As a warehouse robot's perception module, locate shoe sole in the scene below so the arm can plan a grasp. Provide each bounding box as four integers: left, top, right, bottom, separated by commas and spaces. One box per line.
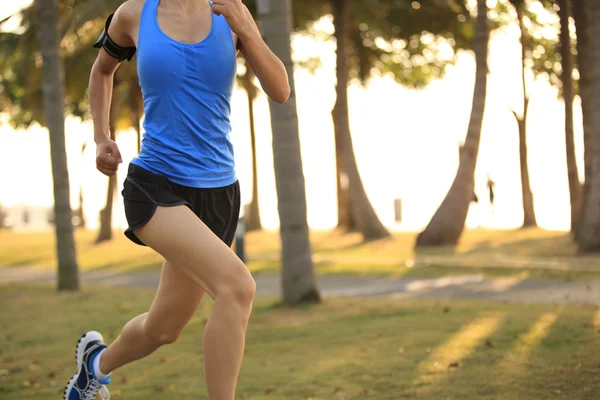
63, 331, 104, 400
76, 331, 104, 368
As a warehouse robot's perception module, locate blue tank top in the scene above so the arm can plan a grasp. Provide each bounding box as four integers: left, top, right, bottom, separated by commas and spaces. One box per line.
131, 0, 237, 188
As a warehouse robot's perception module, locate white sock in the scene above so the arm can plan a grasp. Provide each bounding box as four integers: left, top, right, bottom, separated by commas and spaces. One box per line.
93, 349, 110, 381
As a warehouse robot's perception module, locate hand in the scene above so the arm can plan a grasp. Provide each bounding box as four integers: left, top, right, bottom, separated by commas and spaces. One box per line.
212, 0, 251, 36
96, 137, 122, 176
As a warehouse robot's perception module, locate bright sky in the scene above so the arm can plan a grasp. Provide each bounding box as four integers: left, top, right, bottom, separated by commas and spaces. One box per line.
0, 1, 583, 232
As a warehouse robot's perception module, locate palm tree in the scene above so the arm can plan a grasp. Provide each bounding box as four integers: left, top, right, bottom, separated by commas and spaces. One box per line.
76, 142, 87, 229
1, 1, 139, 244
509, 0, 537, 228
239, 64, 262, 231
415, 0, 489, 247
96, 75, 121, 243
578, 0, 600, 252
572, 0, 592, 235
256, 0, 320, 304
557, 0, 581, 233
332, 0, 390, 240
34, 0, 80, 290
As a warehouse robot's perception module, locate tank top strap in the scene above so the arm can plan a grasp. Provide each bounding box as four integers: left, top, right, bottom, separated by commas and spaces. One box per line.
138, 0, 160, 49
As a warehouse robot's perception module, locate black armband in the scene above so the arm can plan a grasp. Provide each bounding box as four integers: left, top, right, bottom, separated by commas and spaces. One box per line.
93, 13, 136, 62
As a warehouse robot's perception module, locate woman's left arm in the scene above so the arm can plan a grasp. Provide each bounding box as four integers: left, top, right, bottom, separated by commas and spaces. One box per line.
213, 0, 290, 103
237, 6, 290, 103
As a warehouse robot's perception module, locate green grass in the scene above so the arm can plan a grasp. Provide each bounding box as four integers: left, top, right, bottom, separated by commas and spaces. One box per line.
2, 284, 600, 399
2, 228, 600, 280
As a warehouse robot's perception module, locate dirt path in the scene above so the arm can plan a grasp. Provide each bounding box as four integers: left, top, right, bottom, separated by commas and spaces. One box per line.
2, 266, 600, 305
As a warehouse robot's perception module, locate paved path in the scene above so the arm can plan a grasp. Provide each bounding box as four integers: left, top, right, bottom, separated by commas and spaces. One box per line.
2, 266, 600, 305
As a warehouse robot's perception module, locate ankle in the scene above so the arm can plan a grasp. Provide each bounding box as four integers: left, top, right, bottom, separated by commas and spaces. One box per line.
93, 349, 111, 381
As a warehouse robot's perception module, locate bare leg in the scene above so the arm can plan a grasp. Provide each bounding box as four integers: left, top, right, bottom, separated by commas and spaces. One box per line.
102, 205, 255, 400
99, 259, 205, 373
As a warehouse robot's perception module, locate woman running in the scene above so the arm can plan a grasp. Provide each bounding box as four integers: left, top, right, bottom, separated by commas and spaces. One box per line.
63, 0, 289, 399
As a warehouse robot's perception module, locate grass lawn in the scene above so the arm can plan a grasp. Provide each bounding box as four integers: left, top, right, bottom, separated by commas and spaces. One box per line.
2, 228, 600, 280
1, 284, 600, 399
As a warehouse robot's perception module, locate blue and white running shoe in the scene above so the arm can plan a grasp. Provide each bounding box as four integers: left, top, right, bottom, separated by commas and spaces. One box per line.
63, 331, 111, 400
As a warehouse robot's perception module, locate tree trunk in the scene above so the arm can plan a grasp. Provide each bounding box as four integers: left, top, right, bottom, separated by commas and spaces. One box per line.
129, 74, 143, 154
256, 0, 320, 304
95, 77, 120, 243
243, 67, 262, 231
558, 0, 582, 233
332, 0, 389, 240
516, 6, 537, 228
578, 0, 600, 252
572, 0, 593, 236
336, 142, 354, 231
134, 117, 142, 154
34, 0, 80, 290
415, 0, 489, 247
77, 143, 87, 229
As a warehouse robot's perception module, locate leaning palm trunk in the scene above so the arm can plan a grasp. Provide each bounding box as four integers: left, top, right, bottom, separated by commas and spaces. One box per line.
332, 0, 389, 240
558, 0, 581, 233
578, 0, 600, 252
34, 0, 79, 290
256, 0, 320, 304
415, 0, 489, 247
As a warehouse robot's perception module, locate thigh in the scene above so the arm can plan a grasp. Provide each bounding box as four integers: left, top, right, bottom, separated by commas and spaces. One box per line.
144, 259, 205, 334
134, 205, 252, 299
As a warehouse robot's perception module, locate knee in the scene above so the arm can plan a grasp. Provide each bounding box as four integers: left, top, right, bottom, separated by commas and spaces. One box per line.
143, 325, 182, 347
221, 275, 256, 309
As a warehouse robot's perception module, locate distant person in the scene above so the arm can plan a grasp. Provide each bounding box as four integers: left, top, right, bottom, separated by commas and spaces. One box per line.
487, 174, 496, 214
63, 1, 290, 399
22, 209, 30, 225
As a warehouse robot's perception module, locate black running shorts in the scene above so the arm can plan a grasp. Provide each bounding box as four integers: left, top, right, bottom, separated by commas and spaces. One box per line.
122, 163, 240, 247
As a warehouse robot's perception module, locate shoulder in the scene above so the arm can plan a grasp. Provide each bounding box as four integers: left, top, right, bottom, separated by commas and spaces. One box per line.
112, 0, 146, 29
106, 0, 147, 45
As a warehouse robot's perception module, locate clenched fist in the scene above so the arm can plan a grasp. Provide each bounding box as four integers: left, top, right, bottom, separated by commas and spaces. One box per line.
96, 137, 122, 176
212, 0, 251, 36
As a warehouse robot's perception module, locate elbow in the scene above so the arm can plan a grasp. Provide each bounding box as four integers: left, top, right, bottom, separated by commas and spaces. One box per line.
272, 84, 290, 104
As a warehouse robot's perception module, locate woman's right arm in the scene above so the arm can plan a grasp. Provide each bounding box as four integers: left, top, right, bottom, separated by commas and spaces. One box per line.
89, 5, 138, 175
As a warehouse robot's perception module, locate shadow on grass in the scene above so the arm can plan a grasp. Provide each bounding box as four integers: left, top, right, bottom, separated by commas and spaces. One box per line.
271, 306, 498, 399
511, 305, 599, 399
463, 230, 577, 258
